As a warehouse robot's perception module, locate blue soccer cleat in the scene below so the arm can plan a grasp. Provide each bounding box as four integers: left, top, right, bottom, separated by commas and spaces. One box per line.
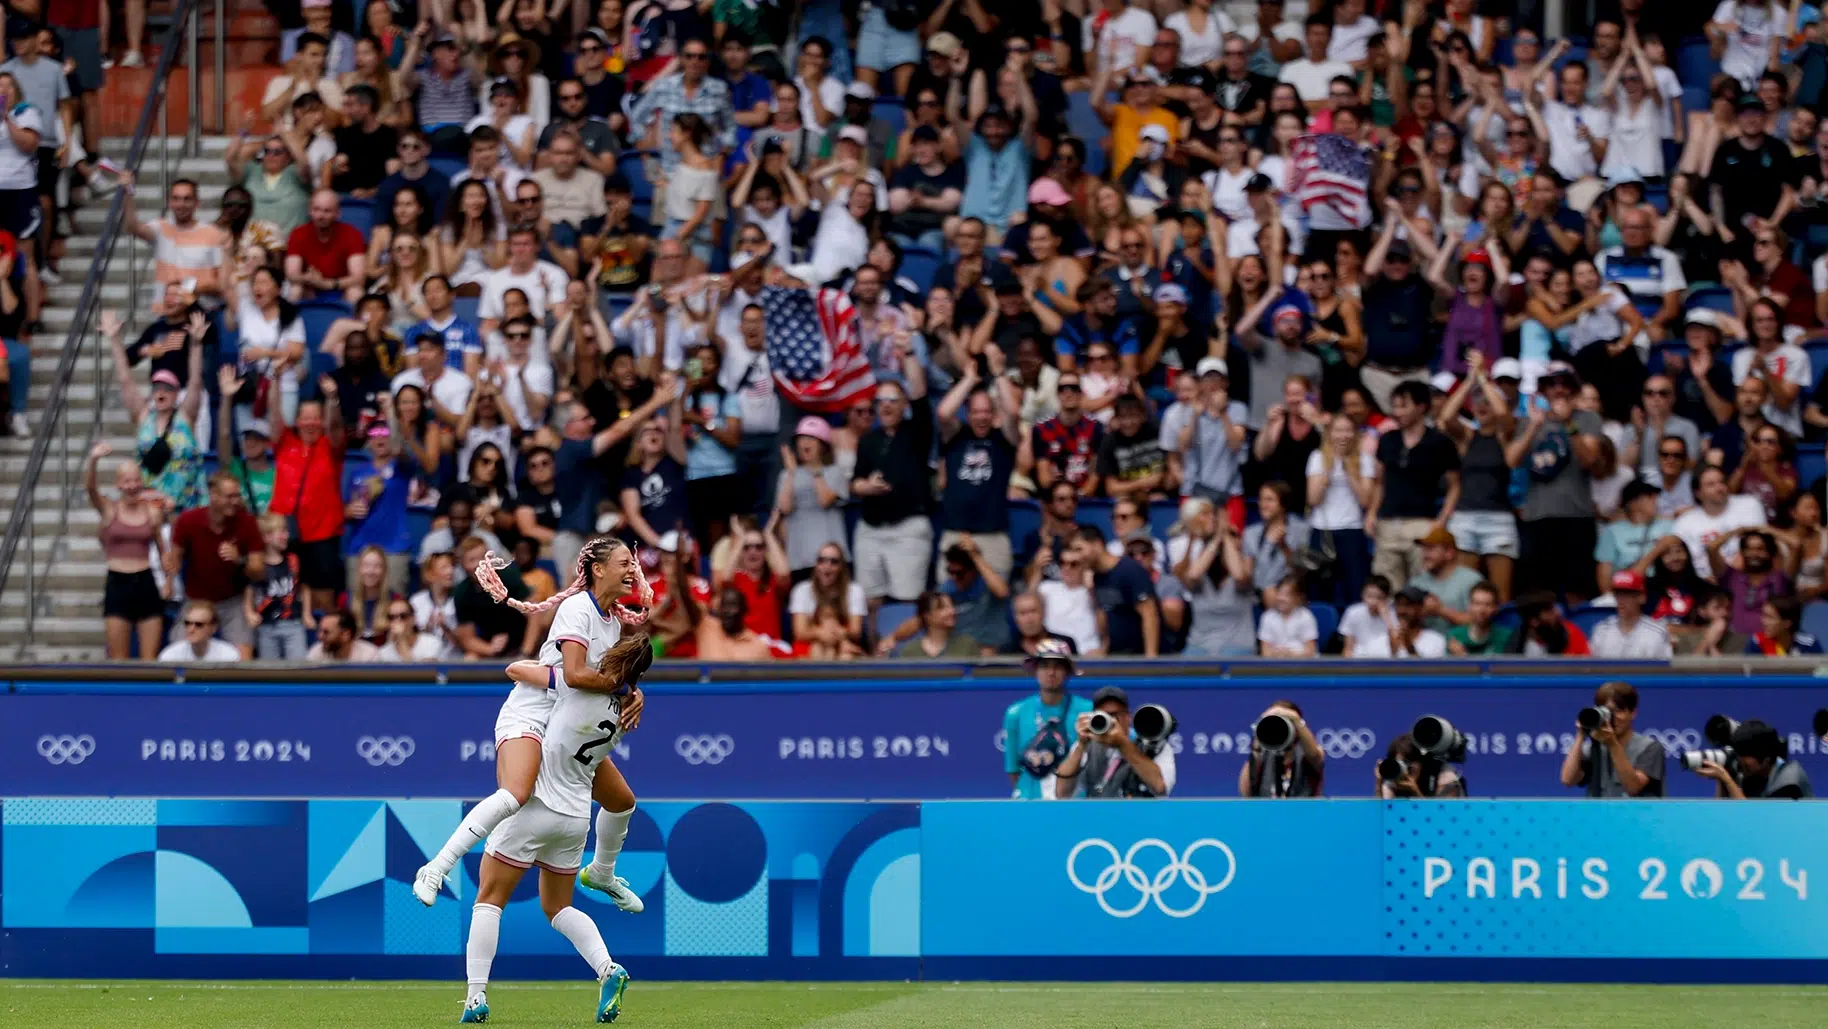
460, 992, 489, 1022
578, 867, 645, 913
597, 963, 630, 1023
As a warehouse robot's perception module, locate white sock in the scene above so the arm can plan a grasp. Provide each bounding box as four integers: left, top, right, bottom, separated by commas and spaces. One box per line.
466, 903, 502, 999
551, 906, 615, 979
585, 805, 634, 882
430, 790, 522, 876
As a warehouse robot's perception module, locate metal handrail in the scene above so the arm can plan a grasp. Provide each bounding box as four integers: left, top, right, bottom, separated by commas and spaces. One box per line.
0, 0, 206, 653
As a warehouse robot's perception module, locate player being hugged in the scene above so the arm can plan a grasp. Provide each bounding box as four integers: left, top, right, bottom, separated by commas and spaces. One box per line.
459, 632, 656, 1024
415, 535, 652, 916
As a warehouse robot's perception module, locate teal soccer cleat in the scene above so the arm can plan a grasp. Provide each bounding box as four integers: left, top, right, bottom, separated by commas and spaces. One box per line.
597, 963, 630, 1023
578, 867, 645, 913
459, 993, 488, 1023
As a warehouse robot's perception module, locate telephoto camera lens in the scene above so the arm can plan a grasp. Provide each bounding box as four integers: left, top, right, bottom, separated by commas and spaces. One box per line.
1679, 748, 1732, 772
1132, 704, 1175, 744
1704, 714, 1739, 748
1377, 757, 1408, 782
1412, 715, 1467, 759
1254, 713, 1297, 752
1087, 711, 1116, 737
1578, 706, 1611, 731
1816, 708, 1828, 740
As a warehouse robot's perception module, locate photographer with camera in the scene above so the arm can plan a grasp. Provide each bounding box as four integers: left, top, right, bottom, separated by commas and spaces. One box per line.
1238, 700, 1325, 797
1053, 686, 1177, 799
1376, 731, 1466, 798
1690, 719, 1815, 799
1559, 681, 1665, 797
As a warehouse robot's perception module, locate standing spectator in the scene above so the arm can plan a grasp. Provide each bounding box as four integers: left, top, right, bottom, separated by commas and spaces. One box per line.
1368, 380, 1461, 587
341, 422, 415, 594
247, 512, 310, 659
1248, 373, 1322, 513
263, 31, 346, 128
377, 596, 445, 661
227, 132, 314, 240
1305, 412, 1375, 610
105, 310, 207, 513
1437, 356, 1518, 600
165, 472, 266, 657
1176, 358, 1249, 503
1508, 363, 1604, 604
479, 227, 569, 334
628, 35, 735, 183
1168, 496, 1257, 657
619, 396, 692, 552
1541, 62, 1610, 188
1026, 370, 1104, 495
1002, 640, 1095, 799
954, 96, 1035, 241
2, 28, 70, 286
936, 360, 1020, 579
1242, 481, 1310, 595
776, 417, 850, 578
1708, 527, 1791, 636
157, 602, 243, 663
85, 441, 167, 660
306, 609, 383, 662
1097, 393, 1166, 501
407, 35, 480, 153
117, 173, 229, 310
1707, 94, 1796, 262
1359, 234, 1436, 412
714, 523, 790, 641
284, 190, 368, 303
328, 85, 397, 197
1589, 571, 1674, 658
1070, 524, 1159, 656
852, 350, 932, 617
269, 375, 347, 611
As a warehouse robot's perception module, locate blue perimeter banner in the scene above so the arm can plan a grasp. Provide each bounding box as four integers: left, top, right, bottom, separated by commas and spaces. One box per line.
5, 798, 1828, 982
6, 677, 1828, 799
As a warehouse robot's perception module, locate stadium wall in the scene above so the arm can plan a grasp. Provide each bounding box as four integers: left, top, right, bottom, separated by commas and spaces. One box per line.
7, 667, 1828, 799
3, 798, 1827, 983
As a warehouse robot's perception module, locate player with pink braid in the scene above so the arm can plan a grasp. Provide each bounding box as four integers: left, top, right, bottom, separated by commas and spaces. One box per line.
414, 536, 655, 914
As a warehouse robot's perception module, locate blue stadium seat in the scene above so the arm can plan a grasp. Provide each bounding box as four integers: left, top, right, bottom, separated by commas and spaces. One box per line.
1805, 338, 1828, 388
1493, 603, 1520, 632
873, 96, 907, 139
340, 197, 376, 238
1308, 602, 1339, 645
1803, 601, 1828, 644
1568, 604, 1612, 640
1644, 177, 1670, 215
1799, 443, 1826, 492
1066, 93, 1105, 176
618, 150, 656, 204
1676, 39, 1721, 89
1552, 43, 1588, 72
1685, 286, 1735, 315
1008, 499, 1040, 554
1630, 296, 1664, 321
874, 601, 915, 647
899, 245, 941, 294
1146, 499, 1179, 540
1075, 498, 1114, 539
427, 155, 466, 182
297, 298, 352, 346
451, 295, 481, 324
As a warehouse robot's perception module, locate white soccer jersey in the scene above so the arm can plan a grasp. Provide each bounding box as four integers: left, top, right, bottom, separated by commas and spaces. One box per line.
533, 683, 622, 818
538, 590, 625, 670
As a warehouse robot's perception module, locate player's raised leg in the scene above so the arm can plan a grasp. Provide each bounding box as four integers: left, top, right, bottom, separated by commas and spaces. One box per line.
462, 853, 531, 1022
416, 734, 542, 905
578, 758, 644, 913
540, 868, 628, 1023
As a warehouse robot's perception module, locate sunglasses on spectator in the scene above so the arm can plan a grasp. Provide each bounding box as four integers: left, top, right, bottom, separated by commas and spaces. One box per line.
682, 50, 709, 60
388, 610, 412, 621
1756, 434, 1782, 445
1659, 450, 1686, 460
184, 618, 214, 628
1643, 387, 1672, 397
560, 91, 585, 101
578, 42, 602, 52
262, 146, 287, 156
506, 330, 533, 340
1057, 382, 1083, 393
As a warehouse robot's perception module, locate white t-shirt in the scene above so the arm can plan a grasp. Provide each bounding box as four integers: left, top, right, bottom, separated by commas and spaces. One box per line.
376, 634, 448, 662
1354, 627, 1448, 658
1731, 343, 1813, 435
237, 298, 308, 392
479, 261, 570, 321
538, 588, 626, 669
490, 358, 555, 432
391, 366, 474, 418
1603, 93, 1666, 178
1088, 8, 1159, 74
1036, 579, 1103, 655
1257, 607, 1318, 654
1337, 600, 1394, 653
788, 580, 868, 619
1672, 495, 1767, 576
1588, 616, 1674, 659
1278, 58, 1354, 103
1714, 2, 1785, 88
0, 103, 43, 189
464, 113, 538, 172
1201, 166, 1254, 222
1236, 22, 1303, 47
1652, 66, 1683, 138
1304, 450, 1377, 531
1327, 16, 1383, 64
795, 74, 846, 130
1541, 100, 1611, 182
1162, 9, 1235, 68
159, 638, 242, 662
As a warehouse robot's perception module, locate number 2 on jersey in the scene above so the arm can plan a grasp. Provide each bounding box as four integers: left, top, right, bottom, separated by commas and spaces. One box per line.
573, 719, 619, 765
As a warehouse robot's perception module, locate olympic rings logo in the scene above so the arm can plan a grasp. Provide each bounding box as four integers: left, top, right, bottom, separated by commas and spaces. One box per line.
1641, 728, 1702, 754
675, 734, 736, 765
1316, 728, 1377, 759
356, 736, 416, 766
1066, 838, 1237, 918
38, 734, 96, 765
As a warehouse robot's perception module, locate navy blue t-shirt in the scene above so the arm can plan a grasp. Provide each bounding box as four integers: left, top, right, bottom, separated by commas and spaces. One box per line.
554, 437, 600, 536
1094, 556, 1157, 655
941, 426, 1015, 534
620, 456, 690, 539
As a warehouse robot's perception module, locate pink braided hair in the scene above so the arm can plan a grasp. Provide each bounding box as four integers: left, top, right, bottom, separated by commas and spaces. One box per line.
472, 536, 653, 626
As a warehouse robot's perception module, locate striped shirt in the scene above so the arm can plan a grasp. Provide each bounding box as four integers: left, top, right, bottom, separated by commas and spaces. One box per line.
416, 68, 477, 129
151, 218, 228, 299
627, 72, 736, 173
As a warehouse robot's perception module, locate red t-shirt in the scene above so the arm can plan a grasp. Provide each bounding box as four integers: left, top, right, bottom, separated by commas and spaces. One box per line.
649, 571, 712, 658
286, 222, 366, 281
172, 507, 266, 602
269, 430, 346, 543
45, 0, 103, 31
1762, 261, 1815, 327
730, 568, 787, 640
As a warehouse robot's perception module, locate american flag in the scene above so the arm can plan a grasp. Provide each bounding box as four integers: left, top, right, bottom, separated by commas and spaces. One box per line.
1289, 133, 1371, 225
760, 284, 876, 413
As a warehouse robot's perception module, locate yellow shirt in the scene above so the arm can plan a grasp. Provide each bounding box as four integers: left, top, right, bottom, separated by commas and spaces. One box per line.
1109, 104, 1181, 178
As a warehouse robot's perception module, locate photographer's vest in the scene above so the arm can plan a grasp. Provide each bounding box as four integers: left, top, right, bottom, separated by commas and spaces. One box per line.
1757, 759, 1816, 798
1078, 739, 1159, 799
1247, 752, 1321, 798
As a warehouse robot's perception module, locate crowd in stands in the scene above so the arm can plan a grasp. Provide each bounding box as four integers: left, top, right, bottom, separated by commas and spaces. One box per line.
70, 0, 1828, 663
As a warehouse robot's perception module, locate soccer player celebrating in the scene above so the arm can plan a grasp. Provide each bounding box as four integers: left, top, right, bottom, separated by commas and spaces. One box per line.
414, 535, 651, 916
460, 633, 657, 1023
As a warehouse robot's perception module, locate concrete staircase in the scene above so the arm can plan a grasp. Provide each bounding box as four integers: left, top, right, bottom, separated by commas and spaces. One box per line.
0, 135, 236, 661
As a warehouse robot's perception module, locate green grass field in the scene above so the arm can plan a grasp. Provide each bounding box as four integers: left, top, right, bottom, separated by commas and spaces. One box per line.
3, 981, 1827, 1028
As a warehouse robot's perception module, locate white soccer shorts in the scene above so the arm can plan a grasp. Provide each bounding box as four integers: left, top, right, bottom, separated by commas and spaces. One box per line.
483, 796, 589, 875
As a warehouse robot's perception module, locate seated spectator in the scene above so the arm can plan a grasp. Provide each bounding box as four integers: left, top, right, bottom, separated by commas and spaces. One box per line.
1168, 496, 1257, 658
938, 537, 1012, 653
693, 584, 777, 661
1446, 580, 1513, 656
1709, 375, 1770, 474
341, 545, 400, 643
419, 495, 507, 567
1407, 526, 1484, 633
1708, 527, 1791, 637
1729, 297, 1811, 437
158, 601, 243, 663
265, 29, 347, 127
1728, 423, 1797, 521
307, 608, 384, 662
452, 536, 534, 658
1511, 590, 1591, 655
1354, 585, 1448, 658
438, 179, 508, 288
375, 129, 452, 226
789, 542, 866, 651
285, 190, 368, 303
532, 128, 607, 231
1589, 570, 1674, 658
328, 84, 398, 197
227, 132, 313, 240
378, 595, 446, 661
467, 78, 538, 174
1337, 574, 1394, 657
392, 333, 474, 430
1673, 464, 1766, 578
480, 226, 570, 335
1107, 498, 1166, 576
409, 550, 458, 650
541, 79, 619, 173
1257, 574, 1319, 657
1748, 596, 1826, 655
1242, 481, 1311, 595
890, 589, 982, 658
